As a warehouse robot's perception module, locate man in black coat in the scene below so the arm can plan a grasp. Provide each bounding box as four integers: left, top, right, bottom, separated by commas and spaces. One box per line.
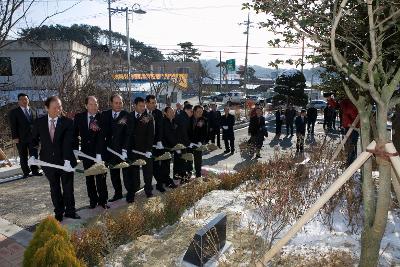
145, 95, 166, 193
30, 96, 80, 222
275, 108, 283, 136
295, 110, 307, 153
161, 107, 178, 188
220, 106, 235, 154
285, 106, 296, 136
8, 93, 42, 178
208, 104, 222, 148
98, 94, 130, 202
306, 105, 318, 135
189, 105, 208, 178
73, 96, 109, 209
174, 104, 193, 182
125, 97, 155, 199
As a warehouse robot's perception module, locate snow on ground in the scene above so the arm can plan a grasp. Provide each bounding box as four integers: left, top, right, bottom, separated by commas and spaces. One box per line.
110, 182, 400, 266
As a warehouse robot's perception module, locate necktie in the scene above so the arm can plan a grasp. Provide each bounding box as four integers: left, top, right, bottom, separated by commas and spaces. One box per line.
136, 113, 140, 119
24, 108, 31, 121
49, 119, 56, 142
89, 115, 95, 129
113, 112, 117, 119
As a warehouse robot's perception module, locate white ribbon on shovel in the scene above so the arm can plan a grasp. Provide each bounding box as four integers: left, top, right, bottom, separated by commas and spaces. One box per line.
73, 150, 103, 163
28, 158, 75, 172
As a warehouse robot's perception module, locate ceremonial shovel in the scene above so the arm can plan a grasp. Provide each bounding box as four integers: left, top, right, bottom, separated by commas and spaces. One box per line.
28, 158, 84, 173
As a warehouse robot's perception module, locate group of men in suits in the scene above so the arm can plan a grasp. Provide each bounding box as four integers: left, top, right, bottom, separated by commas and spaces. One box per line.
8, 93, 237, 221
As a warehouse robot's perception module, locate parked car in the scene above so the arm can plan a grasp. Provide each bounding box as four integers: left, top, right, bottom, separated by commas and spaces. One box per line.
247, 94, 265, 105
212, 93, 226, 102
223, 92, 246, 105
307, 99, 327, 109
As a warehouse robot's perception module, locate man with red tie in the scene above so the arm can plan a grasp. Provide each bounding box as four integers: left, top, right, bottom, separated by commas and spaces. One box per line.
31, 96, 80, 222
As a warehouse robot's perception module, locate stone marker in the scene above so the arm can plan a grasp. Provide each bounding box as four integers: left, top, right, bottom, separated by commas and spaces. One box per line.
183, 213, 227, 267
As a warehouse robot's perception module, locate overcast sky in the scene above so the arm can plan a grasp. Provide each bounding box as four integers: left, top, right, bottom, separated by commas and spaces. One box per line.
16, 0, 313, 69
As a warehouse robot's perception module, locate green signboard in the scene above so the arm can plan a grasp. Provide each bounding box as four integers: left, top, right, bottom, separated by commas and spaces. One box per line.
226, 59, 236, 72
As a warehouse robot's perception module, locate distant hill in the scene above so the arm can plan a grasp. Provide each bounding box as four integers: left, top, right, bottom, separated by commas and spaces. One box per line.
200, 59, 322, 84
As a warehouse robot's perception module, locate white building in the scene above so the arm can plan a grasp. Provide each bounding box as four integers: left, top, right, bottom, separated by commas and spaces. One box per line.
0, 40, 91, 91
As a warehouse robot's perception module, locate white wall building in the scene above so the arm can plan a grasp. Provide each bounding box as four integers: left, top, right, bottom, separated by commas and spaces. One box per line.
0, 40, 91, 91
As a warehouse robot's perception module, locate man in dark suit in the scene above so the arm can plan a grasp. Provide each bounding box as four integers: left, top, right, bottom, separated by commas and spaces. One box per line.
8, 93, 42, 178
161, 107, 178, 188
98, 94, 130, 202
125, 97, 155, 199
145, 95, 166, 193
189, 105, 208, 178
174, 104, 193, 183
275, 108, 283, 136
307, 105, 318, 135
220, 106, 235, 154
30, 96, 80, 222
208, 104, 222, 148
295, 110, 307, 153
285, 106, 296, 136
73, 96, 109, 209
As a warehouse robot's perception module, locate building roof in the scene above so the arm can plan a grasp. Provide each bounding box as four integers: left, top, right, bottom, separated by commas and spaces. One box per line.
0, 40, 91, 55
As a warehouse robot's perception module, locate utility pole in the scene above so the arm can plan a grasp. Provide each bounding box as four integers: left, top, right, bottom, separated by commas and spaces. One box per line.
243, 13, 250, 98
219, 50, 222, 92
108, 0, 112, 58
301, 35, 305, 73
110, 4, 146, 111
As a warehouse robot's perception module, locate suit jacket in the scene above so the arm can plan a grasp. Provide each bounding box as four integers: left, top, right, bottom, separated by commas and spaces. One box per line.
285, 109, 296, 123
249, 116, 266, 136
147, 108, 163, 144
9, 106, 37, 143
220, 113, 235, 139
162, 117, 178, 148
189, 116, 208, 144
98, 109, 130, 162
125, 112, 154, 156
175, 111, 191, 146
208, 110, 221, 132
307, 107, 318, 121
31, 116, 77, 173
73, 111, 102, 157
295, 116, 307, 134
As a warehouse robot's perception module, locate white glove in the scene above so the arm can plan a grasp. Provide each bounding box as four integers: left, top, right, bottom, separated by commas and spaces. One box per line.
121, 150, 127, 161
156, 141, 164, 150
198, 142, 202, 146
145, 151, 152, 158
95, 154, 103, 163
63, 160, 74, 172
222, 126, 228, 130
189, 143, 196, 148
176, 149, 182, 154
28, 156, 36, 166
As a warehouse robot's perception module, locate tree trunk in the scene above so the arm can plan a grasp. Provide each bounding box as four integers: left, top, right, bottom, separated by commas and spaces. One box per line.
360, 105, 392, 267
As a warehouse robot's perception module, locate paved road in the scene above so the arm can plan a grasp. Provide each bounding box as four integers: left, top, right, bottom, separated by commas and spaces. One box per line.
0, 119, 335, 230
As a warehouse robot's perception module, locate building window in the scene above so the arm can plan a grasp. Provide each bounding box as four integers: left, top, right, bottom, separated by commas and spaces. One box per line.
30, 57, 52, 76
76, 59, 82, 75
176, 67, 190, 74
0, 57, 12, 76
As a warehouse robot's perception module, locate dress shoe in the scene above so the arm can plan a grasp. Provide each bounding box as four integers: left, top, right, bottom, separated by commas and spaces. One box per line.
218, 146, 222, 149
108, 195, 123, 202
22, 174, 30, 179
31, 172, 43, 176
64, 213, 81, 219
126, 198, 134, 204
100, 204, 110, 209
156, 184, 166, 193
89, 204, 97, 209
223, 150, 230, 154
55, 214, 63, 222
145, 192, 154, 198
230, 150, 235, 155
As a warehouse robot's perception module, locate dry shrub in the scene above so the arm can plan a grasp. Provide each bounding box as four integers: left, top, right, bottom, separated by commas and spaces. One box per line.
238, 138, 257, 159
272, 248, 355, 267
71, 227, 108, 267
